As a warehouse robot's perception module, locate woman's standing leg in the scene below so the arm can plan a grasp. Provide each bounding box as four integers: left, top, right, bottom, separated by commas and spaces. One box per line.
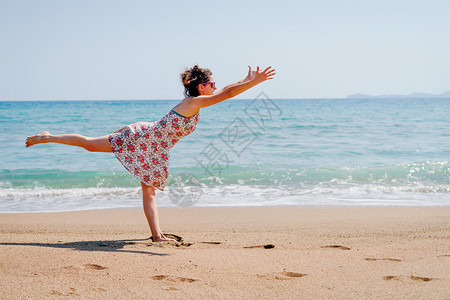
27, 132, 174, 241
141, 182, 175, 242
26, 131, 112, 152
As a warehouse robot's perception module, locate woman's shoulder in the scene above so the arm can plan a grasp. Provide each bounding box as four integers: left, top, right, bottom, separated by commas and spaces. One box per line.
172, 97, 201, 118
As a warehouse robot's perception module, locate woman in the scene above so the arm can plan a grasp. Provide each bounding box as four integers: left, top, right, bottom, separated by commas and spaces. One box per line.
26, 65, 275, 242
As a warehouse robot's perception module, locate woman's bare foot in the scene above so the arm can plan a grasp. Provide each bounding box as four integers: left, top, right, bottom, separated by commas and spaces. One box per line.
152, 234, 176, 242
26, 131, 51, 147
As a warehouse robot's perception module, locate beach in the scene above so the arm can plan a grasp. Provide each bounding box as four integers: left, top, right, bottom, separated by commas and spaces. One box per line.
1, 206, 449, 299
2, 0, 450, 298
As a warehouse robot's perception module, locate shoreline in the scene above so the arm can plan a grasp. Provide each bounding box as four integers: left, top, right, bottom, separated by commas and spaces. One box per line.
2, 203, 450, 214
1, 206, 449, 298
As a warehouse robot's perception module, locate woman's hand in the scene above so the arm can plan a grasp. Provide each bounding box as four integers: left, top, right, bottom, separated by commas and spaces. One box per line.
253, 66, 276, 83
245, 66, 275, 83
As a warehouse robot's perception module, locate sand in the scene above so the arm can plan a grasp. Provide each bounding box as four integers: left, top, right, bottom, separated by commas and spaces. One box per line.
0, 206, 449, 299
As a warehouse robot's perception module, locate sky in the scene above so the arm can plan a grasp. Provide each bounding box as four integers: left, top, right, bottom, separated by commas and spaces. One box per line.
0, 0, 449, 101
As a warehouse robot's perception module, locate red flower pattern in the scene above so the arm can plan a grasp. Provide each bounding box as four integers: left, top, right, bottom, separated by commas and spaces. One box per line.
108, 111, 199, 191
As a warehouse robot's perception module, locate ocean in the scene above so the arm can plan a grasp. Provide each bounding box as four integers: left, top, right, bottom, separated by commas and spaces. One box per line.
1, 97, 449, 212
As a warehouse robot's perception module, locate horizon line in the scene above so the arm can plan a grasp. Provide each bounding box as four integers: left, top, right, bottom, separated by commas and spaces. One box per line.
2, 96, 450, 102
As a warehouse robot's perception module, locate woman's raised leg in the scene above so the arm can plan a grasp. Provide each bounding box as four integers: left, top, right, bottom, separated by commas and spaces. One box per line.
26, 131, 112, 152
141, 182, 176, 242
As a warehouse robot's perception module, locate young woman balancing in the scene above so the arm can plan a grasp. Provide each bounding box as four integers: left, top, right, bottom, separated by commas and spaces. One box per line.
26, 65, 276, 242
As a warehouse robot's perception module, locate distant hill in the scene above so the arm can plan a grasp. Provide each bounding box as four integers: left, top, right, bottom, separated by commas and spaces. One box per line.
347, 91, 450, 99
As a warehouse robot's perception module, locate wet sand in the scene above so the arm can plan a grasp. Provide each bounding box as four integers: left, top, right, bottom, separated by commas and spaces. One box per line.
0, 206, 449, 299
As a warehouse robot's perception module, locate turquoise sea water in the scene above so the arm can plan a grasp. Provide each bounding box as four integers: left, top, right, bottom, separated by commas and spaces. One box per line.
1, 98, 449, 212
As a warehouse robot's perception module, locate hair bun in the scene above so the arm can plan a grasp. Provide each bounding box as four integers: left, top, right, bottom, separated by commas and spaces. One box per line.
180, 65, 212, 97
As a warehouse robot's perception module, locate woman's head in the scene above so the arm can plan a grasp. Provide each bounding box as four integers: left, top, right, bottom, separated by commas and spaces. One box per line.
180, 65, 215, 97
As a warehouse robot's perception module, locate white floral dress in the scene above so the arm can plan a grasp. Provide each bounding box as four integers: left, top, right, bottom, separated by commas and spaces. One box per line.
109, 110, 200, 190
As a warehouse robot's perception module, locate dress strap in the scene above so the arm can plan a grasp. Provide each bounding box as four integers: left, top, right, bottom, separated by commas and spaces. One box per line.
171, 109, 199, 119
171, 110, 188, 118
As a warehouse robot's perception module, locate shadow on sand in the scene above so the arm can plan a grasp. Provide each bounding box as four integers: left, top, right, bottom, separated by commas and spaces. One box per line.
0, 237, 168, 256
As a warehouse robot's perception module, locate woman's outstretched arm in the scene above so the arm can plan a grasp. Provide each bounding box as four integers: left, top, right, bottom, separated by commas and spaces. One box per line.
194, 66, 275, 108
174, 66, 275, 116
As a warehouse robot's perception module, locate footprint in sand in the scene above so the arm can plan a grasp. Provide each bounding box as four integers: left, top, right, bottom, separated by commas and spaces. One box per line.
244, 244, 275, 249
383, 275, 436, 282
259, 271, 308, 280
281, 271, 308, 278
85, 263, 107, 270
365, 258, 402, 262
152, 275, 198, 283
321, 245, 351, 250
50, 288, 79, 296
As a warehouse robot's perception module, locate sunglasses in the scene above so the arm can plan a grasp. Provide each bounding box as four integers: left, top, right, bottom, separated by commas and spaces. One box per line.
196, 82, 216, 89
